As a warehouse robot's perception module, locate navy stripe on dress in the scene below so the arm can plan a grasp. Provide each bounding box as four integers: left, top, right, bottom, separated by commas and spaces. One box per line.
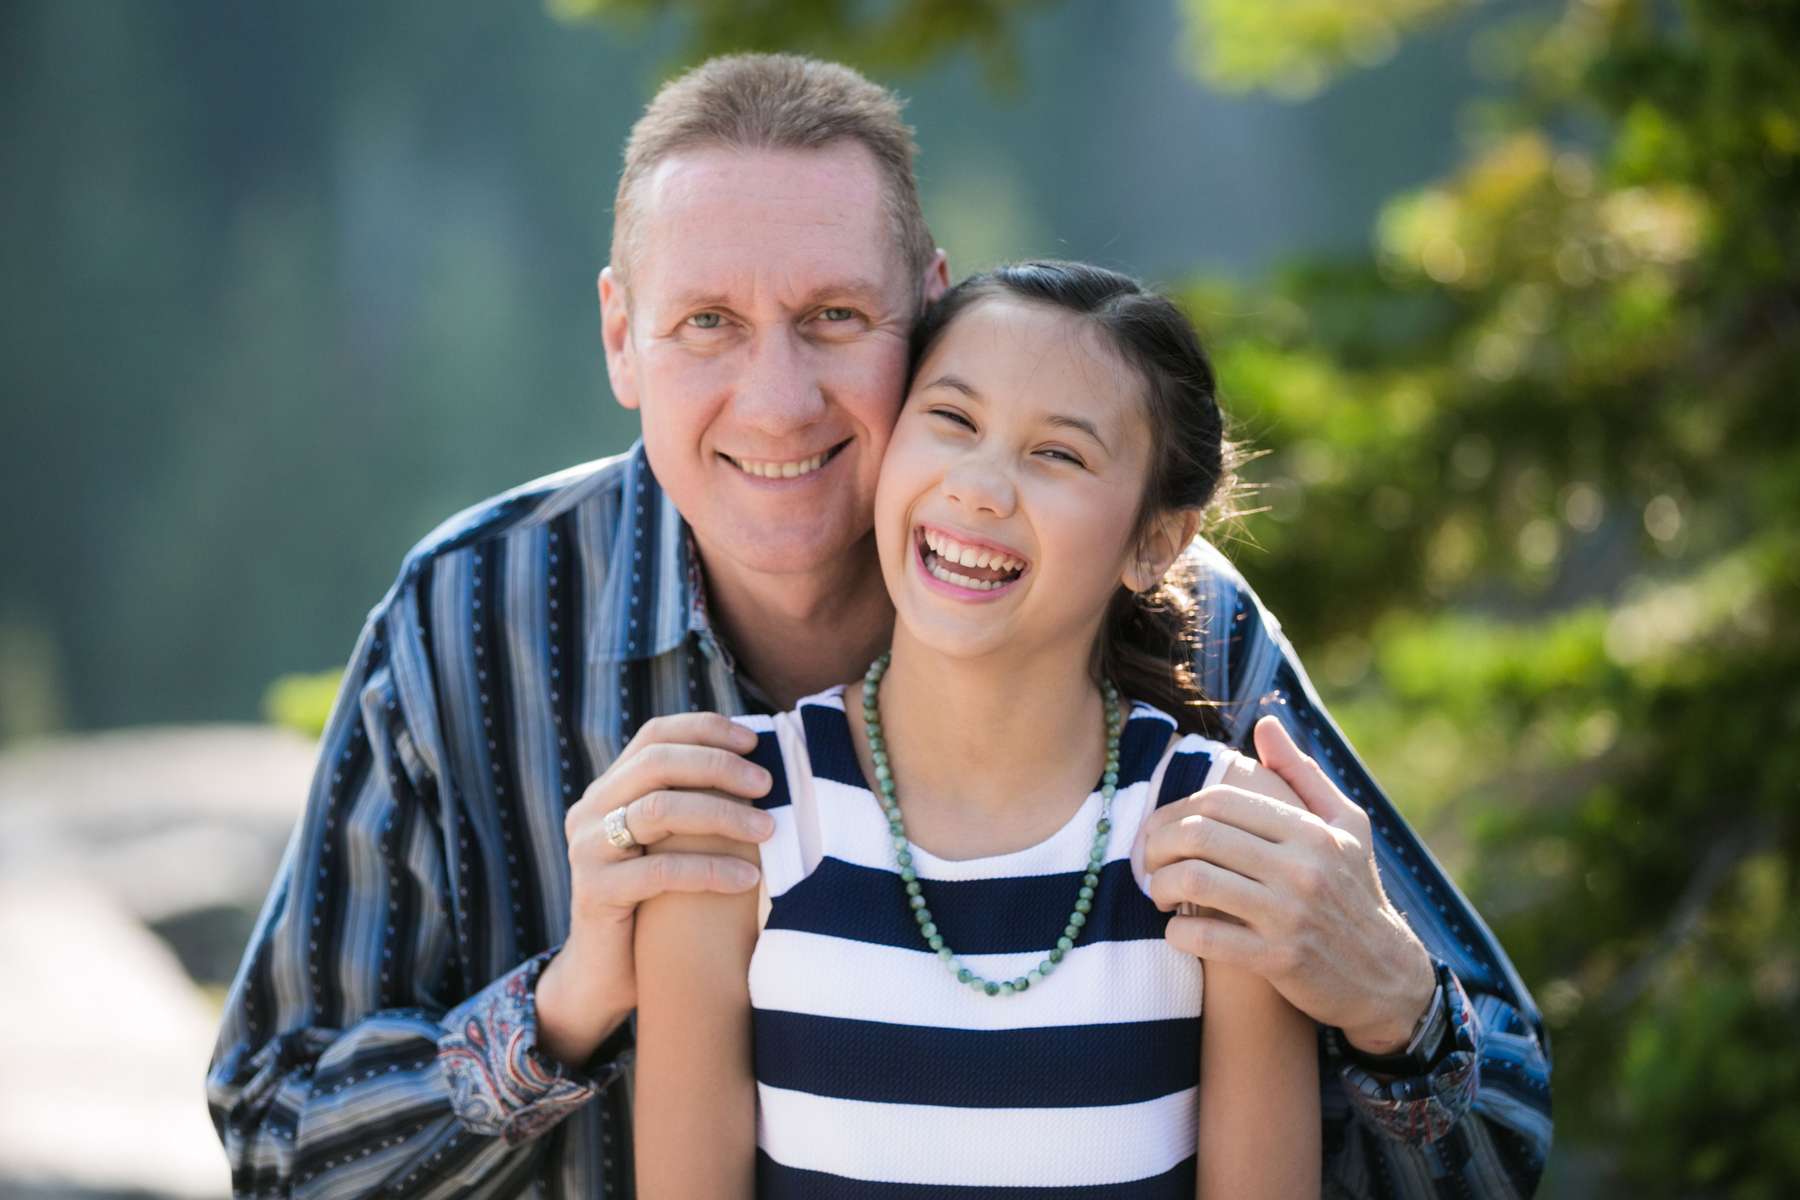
754, 1009, 1200, 1108
763, 856, 1171, 951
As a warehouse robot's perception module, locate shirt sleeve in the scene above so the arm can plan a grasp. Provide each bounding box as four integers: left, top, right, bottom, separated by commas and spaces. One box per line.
1185, 539, 1554, 1198
205, 582, 627, 1198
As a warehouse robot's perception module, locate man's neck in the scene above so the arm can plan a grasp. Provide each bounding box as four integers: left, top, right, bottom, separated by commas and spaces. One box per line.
693, 533, 895, 710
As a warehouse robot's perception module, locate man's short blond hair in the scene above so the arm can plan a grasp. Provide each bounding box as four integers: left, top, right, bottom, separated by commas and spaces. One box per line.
611, 53, 936, 294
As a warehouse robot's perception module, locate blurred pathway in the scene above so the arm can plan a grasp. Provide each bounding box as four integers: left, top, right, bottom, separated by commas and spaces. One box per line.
0, 726, 314, 1199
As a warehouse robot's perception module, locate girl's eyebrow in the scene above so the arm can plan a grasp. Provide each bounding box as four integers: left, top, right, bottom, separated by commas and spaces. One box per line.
922, 372, 1115, 454
920, 372, 978, 397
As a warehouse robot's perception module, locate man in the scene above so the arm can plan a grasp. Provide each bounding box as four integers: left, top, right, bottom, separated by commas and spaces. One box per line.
209, 54, 1551, 1198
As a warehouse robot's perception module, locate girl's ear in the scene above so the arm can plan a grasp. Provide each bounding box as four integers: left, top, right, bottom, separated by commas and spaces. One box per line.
1122, 508, 1204, 592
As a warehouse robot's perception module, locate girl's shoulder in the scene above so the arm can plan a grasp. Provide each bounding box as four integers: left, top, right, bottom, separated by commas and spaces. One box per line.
1119, 697, 1242, 811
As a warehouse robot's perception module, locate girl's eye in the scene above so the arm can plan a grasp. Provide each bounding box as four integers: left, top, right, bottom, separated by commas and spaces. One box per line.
688, 312, 723, 329
930, 409, 975, 430
1038, 448, 1086, 467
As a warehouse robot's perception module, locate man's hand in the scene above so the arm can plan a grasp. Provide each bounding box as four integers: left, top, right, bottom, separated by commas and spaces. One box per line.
535, 713, 774, 1068
1144, 716, 1436, 1056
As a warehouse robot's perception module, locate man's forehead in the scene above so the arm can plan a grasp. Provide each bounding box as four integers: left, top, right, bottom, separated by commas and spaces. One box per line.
629, 144, 909, 303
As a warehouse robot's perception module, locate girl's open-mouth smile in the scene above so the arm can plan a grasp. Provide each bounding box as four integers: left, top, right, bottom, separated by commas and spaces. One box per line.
913, 524, 1030, 601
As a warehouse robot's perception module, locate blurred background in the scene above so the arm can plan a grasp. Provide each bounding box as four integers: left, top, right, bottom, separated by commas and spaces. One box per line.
1, 0, 1795, 1196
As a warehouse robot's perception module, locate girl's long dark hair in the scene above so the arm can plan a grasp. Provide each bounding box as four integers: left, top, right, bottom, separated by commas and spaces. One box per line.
908, 261, 1240, 737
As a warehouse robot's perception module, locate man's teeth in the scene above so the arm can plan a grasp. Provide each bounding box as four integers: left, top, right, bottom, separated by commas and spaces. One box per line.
921, 528, 1025, 572
731, 451, 829, 479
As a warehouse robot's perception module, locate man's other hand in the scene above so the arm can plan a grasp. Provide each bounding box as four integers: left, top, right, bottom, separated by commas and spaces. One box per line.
1143, 717, 1436, 1056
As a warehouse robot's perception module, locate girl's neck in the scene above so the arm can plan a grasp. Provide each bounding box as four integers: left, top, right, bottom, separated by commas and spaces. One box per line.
867, 626, 1107, 825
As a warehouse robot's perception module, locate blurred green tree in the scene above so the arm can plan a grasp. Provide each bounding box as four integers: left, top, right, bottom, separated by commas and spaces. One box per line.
1177, 1, 1799, 1192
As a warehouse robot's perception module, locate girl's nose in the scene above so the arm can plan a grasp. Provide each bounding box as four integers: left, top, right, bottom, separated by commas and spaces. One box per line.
943, 455, 1016, 518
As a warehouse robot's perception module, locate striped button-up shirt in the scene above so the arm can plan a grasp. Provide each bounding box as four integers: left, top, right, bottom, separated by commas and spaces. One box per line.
207, 441, 1552, 1198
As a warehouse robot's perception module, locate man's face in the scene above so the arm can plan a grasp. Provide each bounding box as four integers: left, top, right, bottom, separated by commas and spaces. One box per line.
600, 142, 942, 581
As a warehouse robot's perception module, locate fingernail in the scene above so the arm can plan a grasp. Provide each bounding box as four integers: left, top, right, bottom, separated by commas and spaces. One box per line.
749, 812, 775, 838
728, 863, 760, 889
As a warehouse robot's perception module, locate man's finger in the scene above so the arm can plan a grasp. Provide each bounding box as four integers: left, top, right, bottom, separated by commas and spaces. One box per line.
1147, 858, 1269, 922
1193, 784, 1319, 843
585, 850, 761, 907
1252, 715, 1356, 825
622, 711, 760, 758
616, 789, 775, 848
1142, 811, 1283, 879
610, 741, 772, 805
1163, 913, 1265, 966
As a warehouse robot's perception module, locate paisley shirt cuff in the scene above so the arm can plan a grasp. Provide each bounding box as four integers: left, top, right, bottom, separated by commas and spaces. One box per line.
438, 948, 626, 1145
1332, 962, 1482, 1145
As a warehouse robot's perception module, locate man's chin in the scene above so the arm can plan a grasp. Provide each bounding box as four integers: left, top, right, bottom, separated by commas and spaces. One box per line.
693, 518, 876, 580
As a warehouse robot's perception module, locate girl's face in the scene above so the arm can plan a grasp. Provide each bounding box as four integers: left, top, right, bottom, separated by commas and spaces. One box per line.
875, 295, 1157, 667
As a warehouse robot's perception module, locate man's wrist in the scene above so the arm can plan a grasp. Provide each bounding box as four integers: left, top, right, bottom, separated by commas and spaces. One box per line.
1340, 957, 1453, 1075
1341, 934, 1439, 1057
535, 939, 633, 1070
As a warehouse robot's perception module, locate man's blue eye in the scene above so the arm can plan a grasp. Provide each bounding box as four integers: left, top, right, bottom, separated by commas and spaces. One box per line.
690, 312, 722, 329
821, 307, 856, 322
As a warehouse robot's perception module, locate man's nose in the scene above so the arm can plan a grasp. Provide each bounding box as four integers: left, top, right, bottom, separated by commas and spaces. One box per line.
734, 328, 826, 436
943, 454, 1016, 518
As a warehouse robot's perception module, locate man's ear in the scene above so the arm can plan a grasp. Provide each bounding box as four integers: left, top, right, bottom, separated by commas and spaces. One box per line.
598, 266, 639, 411
1121, 508, 1204, 592
921, 249, 951, 304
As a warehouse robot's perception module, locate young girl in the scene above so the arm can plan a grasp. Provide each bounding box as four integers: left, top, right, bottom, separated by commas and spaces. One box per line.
633, 262, 1320, 1197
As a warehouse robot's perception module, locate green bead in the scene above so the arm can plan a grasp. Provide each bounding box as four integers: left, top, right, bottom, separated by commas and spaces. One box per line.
914, 908, 931, 924
900, 867, 916, 883
1083, 873, 1099, 888
1028, 968, 1043, 983
893, 836, 908, 851
1039, 960, 1056, 976
938, 947, 954, 962
904, 879, 921, 896
909, 894, 926, 909
999, 982, 1014, 996
922, 921, 938, 938
1078, 885, 1094, 901
1057, 936, 1074, 952
889, 820, 904, 836
1070, 910, 1087, 927
875, 764, 892, 783
984, 981, 1000, 996
928, 934, 943, 950
897, 850, 913, 868
1075, 898, 1092, 914
1049, 947, 1065, 963
1096, 818, 1111, 836
1064, 924, 1081, 940
872, 749, 888, 768
957, 967, 973, 983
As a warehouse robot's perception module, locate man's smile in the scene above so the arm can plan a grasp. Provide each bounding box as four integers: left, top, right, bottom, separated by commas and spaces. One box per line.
719, 438, 852, 481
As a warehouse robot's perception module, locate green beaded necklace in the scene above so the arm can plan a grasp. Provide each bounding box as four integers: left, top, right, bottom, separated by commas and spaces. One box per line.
859, 651, 1124, 998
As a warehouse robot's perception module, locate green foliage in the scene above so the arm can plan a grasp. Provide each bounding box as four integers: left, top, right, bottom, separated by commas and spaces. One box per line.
1180, 0, 1800, 1191
263, 669, 344, 741
551, 0, 1062, 83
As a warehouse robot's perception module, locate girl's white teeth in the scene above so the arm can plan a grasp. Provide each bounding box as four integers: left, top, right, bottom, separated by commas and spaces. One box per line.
733, 451, 828, 479
921, 528, 1024, 572
926, 557, 1005, 591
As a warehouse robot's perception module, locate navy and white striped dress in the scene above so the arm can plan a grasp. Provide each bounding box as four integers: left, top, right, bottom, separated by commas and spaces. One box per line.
735, 686, 1240, 1196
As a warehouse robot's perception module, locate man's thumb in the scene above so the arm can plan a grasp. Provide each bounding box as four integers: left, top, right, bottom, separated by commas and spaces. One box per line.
1252, 715, 1352, 824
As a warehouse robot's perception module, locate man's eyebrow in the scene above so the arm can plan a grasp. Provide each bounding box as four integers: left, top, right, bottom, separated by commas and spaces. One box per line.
796, 278, 891, 308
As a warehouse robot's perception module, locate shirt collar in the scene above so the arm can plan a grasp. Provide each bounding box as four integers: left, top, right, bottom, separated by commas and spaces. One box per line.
591, 441, 702, 664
